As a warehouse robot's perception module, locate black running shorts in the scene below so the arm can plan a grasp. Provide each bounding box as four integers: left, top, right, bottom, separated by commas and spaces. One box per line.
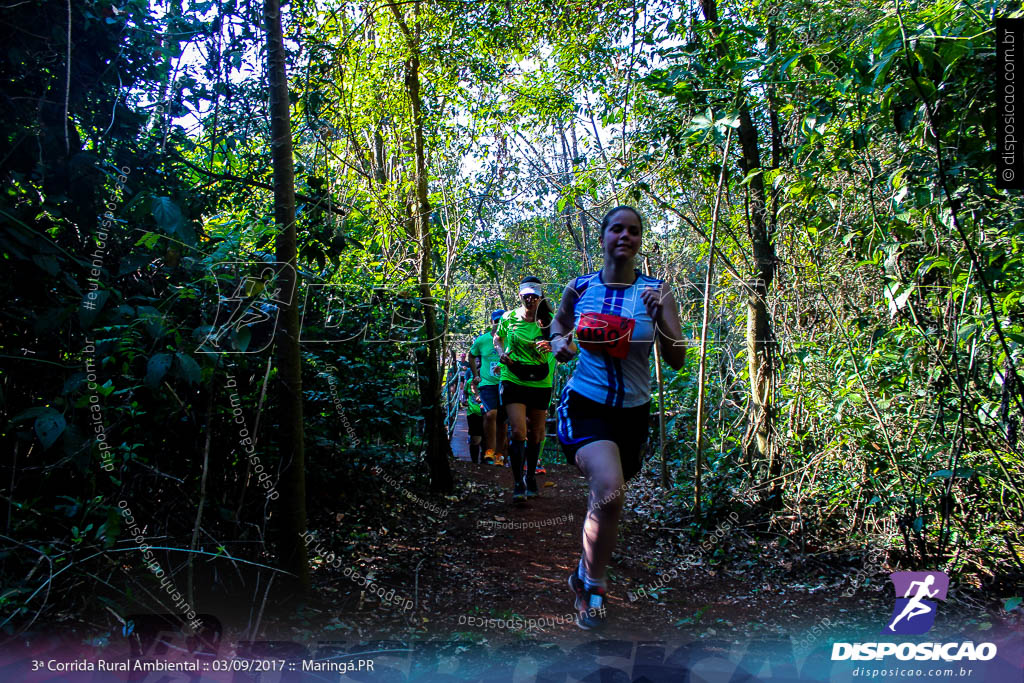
466, 412, 484, 437
499, 381, 552, 412
557, 390, 650, 481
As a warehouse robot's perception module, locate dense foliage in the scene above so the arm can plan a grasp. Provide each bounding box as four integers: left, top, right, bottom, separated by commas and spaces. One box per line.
0, 0, 1019, 634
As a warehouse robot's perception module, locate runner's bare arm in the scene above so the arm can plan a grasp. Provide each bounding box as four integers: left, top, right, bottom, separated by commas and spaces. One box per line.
550, 280, 579, 362
642, 283, 686, 370
493, 331, 509, 364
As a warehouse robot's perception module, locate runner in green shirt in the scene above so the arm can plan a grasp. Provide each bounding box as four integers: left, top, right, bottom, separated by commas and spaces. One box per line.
469, 310, 507, 465
493, 276, 556, 502
461, 359, 485, 463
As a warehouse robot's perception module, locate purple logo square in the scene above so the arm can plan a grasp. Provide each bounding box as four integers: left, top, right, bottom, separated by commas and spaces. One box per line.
882, 571, 949, 635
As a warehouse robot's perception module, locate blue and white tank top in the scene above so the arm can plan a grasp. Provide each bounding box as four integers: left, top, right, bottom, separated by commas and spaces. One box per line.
563, 270, 662, 408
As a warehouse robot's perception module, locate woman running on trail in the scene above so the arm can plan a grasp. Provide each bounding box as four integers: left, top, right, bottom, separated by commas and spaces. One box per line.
493, 276, 556, 503
550, 206, 686, 630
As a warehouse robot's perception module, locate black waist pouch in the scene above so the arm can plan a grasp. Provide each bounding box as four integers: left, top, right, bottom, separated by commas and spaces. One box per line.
504, 359, 548, 382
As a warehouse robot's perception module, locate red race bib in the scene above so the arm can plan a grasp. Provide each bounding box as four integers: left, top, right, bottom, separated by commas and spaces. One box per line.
575, 312, 635, 359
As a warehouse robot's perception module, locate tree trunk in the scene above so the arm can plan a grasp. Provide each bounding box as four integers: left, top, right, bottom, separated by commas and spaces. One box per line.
264, 0, 309, 592
558, 124, 588, 269
387, 0, 454, 492
566, 124, 592, 269
700, 0, 779, 506
154, 1, 182, 129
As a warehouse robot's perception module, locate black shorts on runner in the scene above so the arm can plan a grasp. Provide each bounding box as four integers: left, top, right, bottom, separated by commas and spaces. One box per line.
478, 384, 501, 414
557, 389, 650, 481
467, 412, 484, 437
499, 380, 552, 412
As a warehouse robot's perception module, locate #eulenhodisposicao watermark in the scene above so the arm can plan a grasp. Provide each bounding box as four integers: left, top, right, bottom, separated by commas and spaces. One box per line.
118, 501, 203, 634
300, 530, 414, 612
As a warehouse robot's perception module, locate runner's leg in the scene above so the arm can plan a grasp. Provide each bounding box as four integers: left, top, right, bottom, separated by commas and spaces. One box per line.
525, 407, 547, 492
505, 402, 528, 494
483, 408, 497, 454
907, 603, 930, 620
576, 440, 625, 586
497, 409, 509, 463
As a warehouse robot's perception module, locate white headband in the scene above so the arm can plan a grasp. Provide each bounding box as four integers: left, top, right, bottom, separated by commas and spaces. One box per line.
519, 282, 542, 297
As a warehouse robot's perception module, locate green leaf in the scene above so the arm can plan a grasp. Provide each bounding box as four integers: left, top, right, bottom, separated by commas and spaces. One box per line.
145, 353, 173, 388
135, 232, 161, 250
686, 108, 715, 135
35, 409, 67, 450
716, 114, 741, 129
929, 468, 974, 480
79, 290, 110, 329
32, 254, 60, 275
234, 327, 252, 352
740, 169, 762, 186
11, 407, 53, 424
174, 353, 201, 385
779, 53, 802, 77
883, 282, 915, 316
1005, 597, 1022, 612
151, 197, 185, 236
176, 220, 197, 247
957, 323, 978, 341
136, 305, 164, 339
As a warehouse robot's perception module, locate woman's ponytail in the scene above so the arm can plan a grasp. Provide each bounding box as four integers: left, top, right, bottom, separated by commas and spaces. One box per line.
537, 299, 555, 340
519, 275, 554, 340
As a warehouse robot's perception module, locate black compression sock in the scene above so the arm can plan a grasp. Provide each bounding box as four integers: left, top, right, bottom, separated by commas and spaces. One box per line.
509, 439, 526, 487
525, 442, 540, 485
469, 442, 480, 463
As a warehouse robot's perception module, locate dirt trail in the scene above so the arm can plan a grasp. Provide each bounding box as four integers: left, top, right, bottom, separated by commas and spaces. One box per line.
295, 410, 1007, 649
418, 412, 868, 644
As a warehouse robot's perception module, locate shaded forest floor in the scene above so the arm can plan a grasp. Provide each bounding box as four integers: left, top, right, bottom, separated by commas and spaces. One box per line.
272, 411, 1018, 651
6, 413, 1020, 672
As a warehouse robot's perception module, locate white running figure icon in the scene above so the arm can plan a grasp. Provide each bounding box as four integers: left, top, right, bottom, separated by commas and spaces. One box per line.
888, 574, 939, 631
207, 268, 284, 349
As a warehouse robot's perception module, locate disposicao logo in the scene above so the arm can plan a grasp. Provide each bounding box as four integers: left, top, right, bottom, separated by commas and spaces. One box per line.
831, 570, 997, 662
883, 571, 948, 635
